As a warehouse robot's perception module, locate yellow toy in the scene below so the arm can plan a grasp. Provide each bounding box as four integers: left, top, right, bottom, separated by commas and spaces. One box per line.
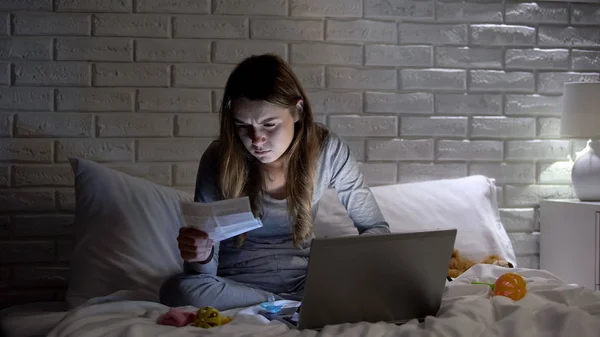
193, 306, 233, 328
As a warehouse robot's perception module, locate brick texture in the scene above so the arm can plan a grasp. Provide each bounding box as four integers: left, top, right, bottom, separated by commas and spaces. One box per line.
135, 39, 210, 63
436, 1, 503, 23
291, 43, 362, 65
93, 14, 169, 37
15, 113, 92, 137
251, 19, 323, 41
1, 0, 52, 11
173, 16, 247, 39
326, 19, 396, 43
14, 62, 91, 86
13, 13, 91, 36
0, 63, 7, 85
135, 0, 209, 13
213, 0, 287, 16
291, 0, 361, 17
96, 114, 173, 137
364, 0, 432, 19
56, 38, 133, 62
93, 63, 170, 87
0, 38, 53, 60
55, 0, 131, 12
1, 0, 599, 308
0, 14, 8, 36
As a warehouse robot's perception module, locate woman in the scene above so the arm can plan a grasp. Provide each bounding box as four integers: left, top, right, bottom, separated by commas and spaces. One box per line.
160, 54, 390, 311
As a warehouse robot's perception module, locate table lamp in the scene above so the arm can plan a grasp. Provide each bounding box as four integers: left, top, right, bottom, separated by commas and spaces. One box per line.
560, 81, 600, 201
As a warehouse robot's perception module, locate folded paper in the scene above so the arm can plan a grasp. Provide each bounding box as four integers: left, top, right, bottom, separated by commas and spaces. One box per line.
181, 197, 263, 242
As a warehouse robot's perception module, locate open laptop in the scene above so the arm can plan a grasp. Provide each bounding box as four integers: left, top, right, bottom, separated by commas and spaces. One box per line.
287, 228, 457, 330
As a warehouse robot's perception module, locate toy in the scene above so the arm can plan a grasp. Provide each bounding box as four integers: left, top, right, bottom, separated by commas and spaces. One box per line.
193, 306, 233, 328
158, 308, 196, 327
472, 272, 528, 301
448, 249, 513, 278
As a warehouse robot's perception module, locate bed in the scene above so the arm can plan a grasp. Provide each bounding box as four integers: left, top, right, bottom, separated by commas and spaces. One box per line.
2, 158, 599, 337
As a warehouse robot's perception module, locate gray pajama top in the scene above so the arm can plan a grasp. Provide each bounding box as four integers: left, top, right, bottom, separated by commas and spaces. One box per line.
185, 132, 391, 294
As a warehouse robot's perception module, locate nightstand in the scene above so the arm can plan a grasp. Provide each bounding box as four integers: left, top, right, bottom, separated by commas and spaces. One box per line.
539, 199, 600, 291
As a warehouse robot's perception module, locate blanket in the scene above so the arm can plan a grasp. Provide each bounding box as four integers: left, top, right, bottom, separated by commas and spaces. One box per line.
48, 265, 600, 337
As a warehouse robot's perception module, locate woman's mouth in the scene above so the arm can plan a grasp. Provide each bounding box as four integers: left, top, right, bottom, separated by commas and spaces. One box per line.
254, 149, 270, 155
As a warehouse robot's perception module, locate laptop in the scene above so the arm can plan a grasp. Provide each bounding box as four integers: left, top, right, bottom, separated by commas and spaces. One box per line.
290, 229, 457, 330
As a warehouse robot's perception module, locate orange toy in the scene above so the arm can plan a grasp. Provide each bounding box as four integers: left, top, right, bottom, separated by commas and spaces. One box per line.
472, 272, 528, 301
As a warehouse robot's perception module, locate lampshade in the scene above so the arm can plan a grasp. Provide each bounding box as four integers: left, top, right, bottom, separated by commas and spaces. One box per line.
560, 82, 600, 139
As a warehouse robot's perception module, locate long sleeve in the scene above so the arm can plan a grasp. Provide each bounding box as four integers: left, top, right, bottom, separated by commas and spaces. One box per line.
327, 135, 390, 235
184, 141, 222, 275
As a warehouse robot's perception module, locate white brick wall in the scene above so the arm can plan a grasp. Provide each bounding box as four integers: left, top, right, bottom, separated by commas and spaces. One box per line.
0, 0, 599, 308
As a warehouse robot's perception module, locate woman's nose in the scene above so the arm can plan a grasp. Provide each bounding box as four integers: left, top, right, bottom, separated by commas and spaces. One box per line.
250, 128, 266, 146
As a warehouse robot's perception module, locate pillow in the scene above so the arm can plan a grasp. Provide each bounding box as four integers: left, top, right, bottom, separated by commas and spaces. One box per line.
313, 175, 516, 266
66, 158, 193, 309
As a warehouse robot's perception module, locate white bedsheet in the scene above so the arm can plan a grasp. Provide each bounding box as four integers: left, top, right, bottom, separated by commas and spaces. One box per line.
48, 265, 600, 337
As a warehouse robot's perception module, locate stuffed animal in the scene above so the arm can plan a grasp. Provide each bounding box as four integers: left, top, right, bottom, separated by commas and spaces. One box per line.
193, 306, 233, 328
448, 249, 513, 278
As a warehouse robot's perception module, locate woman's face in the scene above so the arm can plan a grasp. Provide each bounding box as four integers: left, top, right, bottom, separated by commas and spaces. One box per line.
232, 97, 298, 165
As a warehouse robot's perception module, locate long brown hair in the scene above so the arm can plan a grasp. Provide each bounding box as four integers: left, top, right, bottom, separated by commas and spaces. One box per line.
217, 54, 328, 248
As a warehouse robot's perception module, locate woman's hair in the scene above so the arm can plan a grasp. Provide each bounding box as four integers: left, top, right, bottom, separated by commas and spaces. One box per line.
217, 54, 329, 248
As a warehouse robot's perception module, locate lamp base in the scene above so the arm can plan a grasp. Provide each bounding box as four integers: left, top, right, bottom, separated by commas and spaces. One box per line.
572, 139, 600, 201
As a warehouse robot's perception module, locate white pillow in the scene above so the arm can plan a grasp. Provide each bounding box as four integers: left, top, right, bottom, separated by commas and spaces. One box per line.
314, 175, 516, 266
66, 158, 193, 309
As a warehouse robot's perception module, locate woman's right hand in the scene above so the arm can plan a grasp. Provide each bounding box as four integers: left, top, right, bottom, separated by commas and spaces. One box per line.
177, 227, 214, 263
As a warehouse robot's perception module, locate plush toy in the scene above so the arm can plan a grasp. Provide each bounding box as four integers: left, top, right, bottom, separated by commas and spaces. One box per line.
193, 306, 233, 328
448, 249, 514, 278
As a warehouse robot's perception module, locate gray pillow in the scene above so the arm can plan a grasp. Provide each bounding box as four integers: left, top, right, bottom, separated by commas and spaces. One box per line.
66, 158, 193, 309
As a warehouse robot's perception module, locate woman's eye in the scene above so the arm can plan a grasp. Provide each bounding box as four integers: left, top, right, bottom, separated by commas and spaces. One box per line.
264, 123, 276, 128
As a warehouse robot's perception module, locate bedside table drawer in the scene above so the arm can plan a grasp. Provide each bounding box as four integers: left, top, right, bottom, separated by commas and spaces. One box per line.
596, 212, 600, 287
540, 200, 600, 291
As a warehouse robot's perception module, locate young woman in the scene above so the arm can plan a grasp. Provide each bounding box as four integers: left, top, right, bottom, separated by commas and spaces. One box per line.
160, 54, 390, 311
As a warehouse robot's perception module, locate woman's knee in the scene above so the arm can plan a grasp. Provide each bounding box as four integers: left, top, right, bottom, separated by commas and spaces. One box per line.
159, 273, 221, 308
